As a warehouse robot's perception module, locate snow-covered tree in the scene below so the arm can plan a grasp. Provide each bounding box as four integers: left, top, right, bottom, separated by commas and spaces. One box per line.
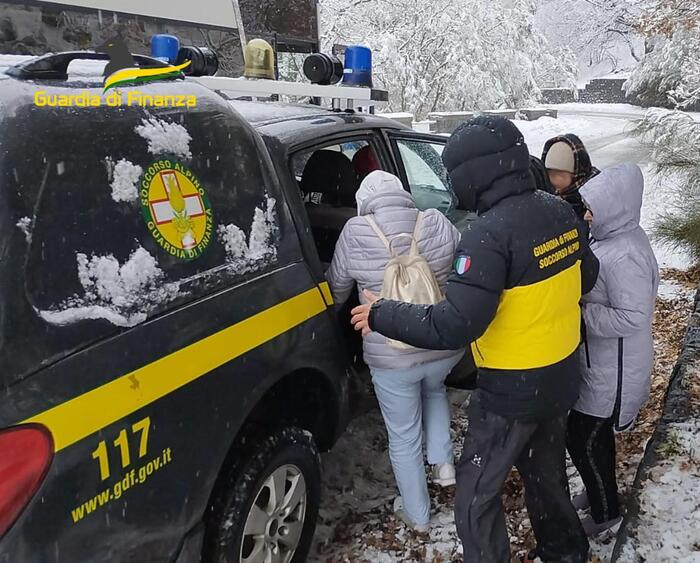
626, 3, 700, 261
277, 52, 306, 83
633, 109, 700, 261
624, 0, 700, 108
536, 0, 644, 78
320, 0, 576, 118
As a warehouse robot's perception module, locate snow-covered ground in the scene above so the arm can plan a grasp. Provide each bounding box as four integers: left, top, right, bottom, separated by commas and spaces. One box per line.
311, 283, 696, 562
550, 103, 700, 122
617, 417, 700, 563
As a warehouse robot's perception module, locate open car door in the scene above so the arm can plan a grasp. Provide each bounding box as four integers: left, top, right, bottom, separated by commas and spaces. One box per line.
384, 131, 472, 230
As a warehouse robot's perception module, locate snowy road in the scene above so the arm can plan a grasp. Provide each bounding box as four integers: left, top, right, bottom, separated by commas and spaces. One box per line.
555, 103, 648, 121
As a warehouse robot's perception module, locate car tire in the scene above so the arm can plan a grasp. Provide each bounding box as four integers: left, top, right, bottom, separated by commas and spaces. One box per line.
203, 426, 322, 563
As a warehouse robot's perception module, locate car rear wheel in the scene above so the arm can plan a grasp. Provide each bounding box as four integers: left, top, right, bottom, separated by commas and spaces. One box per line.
204, 426, 322, 563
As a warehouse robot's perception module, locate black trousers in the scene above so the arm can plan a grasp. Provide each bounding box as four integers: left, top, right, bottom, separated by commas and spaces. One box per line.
455, 394, 589, 563
566, 410, 620, 524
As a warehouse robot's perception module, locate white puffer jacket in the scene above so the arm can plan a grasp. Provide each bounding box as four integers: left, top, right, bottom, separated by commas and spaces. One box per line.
326, 172, 463, 370
575, 164, 659, 430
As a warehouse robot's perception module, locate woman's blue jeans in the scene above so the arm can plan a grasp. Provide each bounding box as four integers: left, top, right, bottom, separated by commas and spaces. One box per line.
370, 353, 462, 525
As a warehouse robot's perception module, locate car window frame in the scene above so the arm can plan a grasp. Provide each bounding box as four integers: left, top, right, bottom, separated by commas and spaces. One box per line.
287, 130, 393, 182
384, 131, 457, 216
286, 129, 393, 229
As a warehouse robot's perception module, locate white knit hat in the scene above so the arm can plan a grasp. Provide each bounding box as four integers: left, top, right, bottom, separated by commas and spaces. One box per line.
544, 141, 575, 174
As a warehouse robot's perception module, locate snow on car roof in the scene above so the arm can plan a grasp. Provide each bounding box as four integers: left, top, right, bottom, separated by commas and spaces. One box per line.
228, 100, 332, 124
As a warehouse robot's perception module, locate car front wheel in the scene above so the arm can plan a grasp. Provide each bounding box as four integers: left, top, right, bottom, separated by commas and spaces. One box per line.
204, 426, 322, 563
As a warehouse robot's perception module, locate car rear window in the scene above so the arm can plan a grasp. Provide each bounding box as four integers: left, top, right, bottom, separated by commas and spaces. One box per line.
3, 87, 296, 376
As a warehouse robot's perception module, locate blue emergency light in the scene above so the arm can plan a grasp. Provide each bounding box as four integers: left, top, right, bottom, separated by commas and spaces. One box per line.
151, 34, 180, 64
343, 45, 373, 88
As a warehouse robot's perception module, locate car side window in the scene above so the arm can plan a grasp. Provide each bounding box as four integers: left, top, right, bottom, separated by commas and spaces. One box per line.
395, 139, 456, 214
293, 139, 381, 207
291, 138, 382, 264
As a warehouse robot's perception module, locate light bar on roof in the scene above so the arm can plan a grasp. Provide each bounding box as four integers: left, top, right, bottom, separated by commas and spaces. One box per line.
193, 76, 389, 108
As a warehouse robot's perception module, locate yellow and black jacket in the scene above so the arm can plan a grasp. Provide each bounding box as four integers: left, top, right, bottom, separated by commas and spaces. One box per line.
369, 116, 599, 420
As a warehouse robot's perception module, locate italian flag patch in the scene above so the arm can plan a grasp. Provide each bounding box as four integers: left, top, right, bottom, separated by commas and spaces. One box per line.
454, 255, 472, 275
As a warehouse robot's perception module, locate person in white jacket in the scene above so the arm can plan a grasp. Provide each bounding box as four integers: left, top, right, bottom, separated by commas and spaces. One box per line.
566, 164, 659, 536
326, 170, 463, 532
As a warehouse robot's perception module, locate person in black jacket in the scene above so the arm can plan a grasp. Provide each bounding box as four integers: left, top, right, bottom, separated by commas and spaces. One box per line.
351, 116, 599, 563
542, 134, 599, 220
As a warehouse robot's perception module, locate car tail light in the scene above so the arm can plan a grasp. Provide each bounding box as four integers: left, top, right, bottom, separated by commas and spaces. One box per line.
0, 425, 53, 538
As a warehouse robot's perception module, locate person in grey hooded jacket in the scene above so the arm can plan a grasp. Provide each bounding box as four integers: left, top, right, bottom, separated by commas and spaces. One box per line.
566, 163, 659, 536
327, 170, 463, 531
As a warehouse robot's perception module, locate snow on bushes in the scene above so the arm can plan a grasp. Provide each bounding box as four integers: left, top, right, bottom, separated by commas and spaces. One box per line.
625, 30, 700, 109
632, 108, 700, 262
38, 247, 180, 327
624, 0, 700, 109
320, 0, 577, 119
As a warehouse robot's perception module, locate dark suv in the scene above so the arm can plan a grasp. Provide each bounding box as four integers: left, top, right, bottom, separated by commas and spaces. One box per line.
0, 51, 462, 563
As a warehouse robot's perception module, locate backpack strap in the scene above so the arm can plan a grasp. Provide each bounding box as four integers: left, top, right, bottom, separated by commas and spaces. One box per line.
409, 211, 424, 256
366, 212, 424, 257
364, 215, 394, 256
388, 233, 416, 256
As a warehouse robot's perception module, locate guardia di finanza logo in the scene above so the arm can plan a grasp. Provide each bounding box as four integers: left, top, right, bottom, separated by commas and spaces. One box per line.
98, 36, 191, 93
33, 36, 197, 108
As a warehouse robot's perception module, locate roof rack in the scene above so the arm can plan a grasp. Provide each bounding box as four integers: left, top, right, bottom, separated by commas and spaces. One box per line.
5, 51, 170, 80
192, 76, 389, 111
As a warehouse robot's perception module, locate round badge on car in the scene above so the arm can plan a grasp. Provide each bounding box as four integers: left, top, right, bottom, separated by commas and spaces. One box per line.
140, 159, 214, 260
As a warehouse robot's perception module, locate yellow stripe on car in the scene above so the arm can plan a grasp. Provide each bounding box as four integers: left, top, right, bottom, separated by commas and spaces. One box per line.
22, 285, 329, 452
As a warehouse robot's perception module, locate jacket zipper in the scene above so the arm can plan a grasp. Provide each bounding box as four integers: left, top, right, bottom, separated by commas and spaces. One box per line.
582, 319, 591, 369
612, 337, 624, 430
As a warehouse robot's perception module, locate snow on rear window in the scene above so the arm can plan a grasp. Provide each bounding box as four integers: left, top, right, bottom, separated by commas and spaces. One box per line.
16, 216, 32, 243
218, 195, 278, 273
37, 246, 181, 327
106, 158, 142, 203
135, 117, 192, 160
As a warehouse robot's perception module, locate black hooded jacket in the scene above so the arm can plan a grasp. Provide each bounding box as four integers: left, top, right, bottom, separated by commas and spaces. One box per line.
369, 116, 599, 421
542, 134, 599, 220
529, 155, 554, 194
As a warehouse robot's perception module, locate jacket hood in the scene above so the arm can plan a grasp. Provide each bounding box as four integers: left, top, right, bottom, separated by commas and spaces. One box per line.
442, 115, 534, 213
356, 170, 415, 216
580, 164, 643, 240
542, 134, 599, 194
529, 155, 554, 194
